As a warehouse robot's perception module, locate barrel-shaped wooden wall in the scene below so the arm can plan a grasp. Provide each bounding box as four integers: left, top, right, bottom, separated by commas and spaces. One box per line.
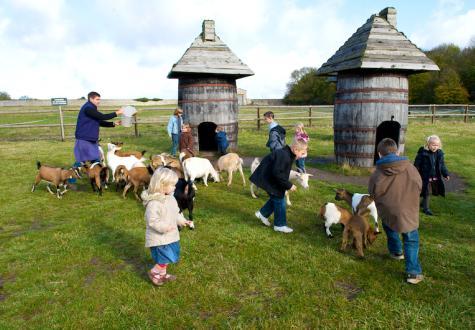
334, 71, 408, 167
178, 77, 238, 151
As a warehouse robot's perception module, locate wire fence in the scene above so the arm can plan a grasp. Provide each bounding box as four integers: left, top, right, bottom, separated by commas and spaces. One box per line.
0, 104, 473, 141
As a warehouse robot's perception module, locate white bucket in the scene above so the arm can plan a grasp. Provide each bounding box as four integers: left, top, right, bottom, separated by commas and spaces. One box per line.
121, 106, 137, 127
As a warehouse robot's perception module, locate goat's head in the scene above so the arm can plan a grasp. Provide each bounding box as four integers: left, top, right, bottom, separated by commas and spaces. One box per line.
335, 188, 351, 201
211, 167, 220, 183
295, 172, 313, 189
367, 227, 380, 244
71, 167, 82, 179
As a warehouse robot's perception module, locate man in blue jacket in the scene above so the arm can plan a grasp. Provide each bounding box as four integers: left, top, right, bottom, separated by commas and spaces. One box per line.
74, 91, 123, 164
250, 139, 308, 233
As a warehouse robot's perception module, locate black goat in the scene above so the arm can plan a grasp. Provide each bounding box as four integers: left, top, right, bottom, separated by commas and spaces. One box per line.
174, 178, 195, 225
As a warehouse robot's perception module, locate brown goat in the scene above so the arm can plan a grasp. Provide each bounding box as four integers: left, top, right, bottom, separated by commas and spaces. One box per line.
114, 149, 146, 159
150, 153, 183, 178
122, 164, 154, 200
32, 161, 80, 199
82, 162, 109, 195
340, 195, 379, 258
114, 165, 128, 191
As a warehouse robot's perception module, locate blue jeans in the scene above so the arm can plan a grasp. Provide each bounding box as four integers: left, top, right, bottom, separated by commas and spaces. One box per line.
260, 195, 287, 227
296, 158, 306, 172
383, 224, 422, 275
171, 133, 180, 156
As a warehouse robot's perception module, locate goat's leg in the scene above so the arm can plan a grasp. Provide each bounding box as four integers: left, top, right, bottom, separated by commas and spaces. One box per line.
188, 202, 193, 221
285, 190, 292, 206
238, 165, 246, 187
32, 174, 42, 192
227, 170, 233, 187
46, 184, 55, 195
203, 174, 209, 187
325, 222, 333, 238
250, 183, 258, 198
133, 184, 141, 201
372, 209, 380, 233
123, 183, 132, 199
340, 227, 350, 251
354, 233, 365, 258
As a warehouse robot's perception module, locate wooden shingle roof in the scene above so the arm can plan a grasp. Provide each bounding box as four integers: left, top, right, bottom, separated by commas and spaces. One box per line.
317, 7, 439, 75
168, 20, 254, 79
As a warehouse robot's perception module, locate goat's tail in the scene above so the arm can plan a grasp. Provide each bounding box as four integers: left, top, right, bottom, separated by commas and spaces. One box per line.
36, 161, 41, 169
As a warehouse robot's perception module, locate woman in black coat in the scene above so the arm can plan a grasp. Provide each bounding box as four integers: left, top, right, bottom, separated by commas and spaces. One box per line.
414, 135, 450, 216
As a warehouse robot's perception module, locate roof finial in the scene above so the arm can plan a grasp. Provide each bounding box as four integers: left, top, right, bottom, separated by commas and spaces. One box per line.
202, 20, 215, 42
379, 7, 397, 28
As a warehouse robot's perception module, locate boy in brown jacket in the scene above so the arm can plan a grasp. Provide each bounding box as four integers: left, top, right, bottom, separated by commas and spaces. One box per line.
369, 138, 423, 284
179, 123, 195, 158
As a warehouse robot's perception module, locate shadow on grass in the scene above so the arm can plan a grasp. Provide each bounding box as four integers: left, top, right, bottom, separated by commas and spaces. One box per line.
87, 220, 148, 282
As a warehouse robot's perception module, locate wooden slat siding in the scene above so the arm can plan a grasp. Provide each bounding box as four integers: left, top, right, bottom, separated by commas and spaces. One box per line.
317, 11, 439, 75
337, 87, 408, 94
333, 72, 408, 167
178, 77, 239, 152
168, 21, 254, 79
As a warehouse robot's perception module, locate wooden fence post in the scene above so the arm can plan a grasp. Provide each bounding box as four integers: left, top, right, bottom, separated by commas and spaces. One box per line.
58, 106, 65, 141
308, 107, 312, 127
134, 114, 139, 137
257, 107, 260, 130
464, 104, 468, 123
431, 104, 435, 124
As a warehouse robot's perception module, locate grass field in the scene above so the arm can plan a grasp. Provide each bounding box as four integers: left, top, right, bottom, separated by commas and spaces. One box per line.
0, 119, 474, 328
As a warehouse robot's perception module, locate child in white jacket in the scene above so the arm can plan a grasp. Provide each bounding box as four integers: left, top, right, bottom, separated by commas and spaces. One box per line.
142, 167, 193, 286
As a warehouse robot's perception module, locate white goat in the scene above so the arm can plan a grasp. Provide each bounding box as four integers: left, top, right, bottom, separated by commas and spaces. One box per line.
250, 157, 313, 206
319, 202, 353, 238
217, 153, 246, 187
180, 153, 220, 190
107, 143, 145, 181
334, 188, 379, 233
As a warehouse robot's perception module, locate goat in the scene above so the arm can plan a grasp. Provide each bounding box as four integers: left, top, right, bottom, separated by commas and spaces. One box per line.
217, 153, 246, 187
340, 195, 379, 258
174, 179, 195, 228
335, 188, 379, 233
319, 202, 353, 238
115, 149, 146, 159
114, 165, 128, 191
122, 163, 154, 200
32, 161, 81, 199
106, 143, 145, 181
179, 153, 220, 190
150, 153, 184, 178
82, 162, 108, 196
250, 157, 313, 206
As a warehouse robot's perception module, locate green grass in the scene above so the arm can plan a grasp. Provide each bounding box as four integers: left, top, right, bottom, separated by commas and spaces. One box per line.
0, 120, 474, 328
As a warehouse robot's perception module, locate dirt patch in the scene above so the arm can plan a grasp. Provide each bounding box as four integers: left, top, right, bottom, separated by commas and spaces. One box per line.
241, 156, 468, 193
84, 257, 127, 286
334, 280, 363, 301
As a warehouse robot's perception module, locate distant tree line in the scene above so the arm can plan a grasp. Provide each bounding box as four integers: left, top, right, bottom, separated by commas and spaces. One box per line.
284, 42, 475, 105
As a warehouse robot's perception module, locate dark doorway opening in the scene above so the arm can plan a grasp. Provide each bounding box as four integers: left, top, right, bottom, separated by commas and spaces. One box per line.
374, 120, 401, 163
198, 122, 218, 151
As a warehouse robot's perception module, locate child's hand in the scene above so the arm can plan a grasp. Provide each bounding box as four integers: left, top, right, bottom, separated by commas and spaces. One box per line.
290, 184, 297, 192
444, 176, 450, 181
184, 220, 193, 227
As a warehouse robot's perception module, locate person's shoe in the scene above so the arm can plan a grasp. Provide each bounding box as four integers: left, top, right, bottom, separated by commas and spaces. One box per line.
148, 270, 165, 286
255, 211, 270, 227
274, 226, 293, 233
406, 274, 424, 284
423, 209, 434, 216
389, 253, 405, 260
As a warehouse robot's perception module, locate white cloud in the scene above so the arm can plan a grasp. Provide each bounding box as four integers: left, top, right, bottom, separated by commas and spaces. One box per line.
410, 0, 475, 49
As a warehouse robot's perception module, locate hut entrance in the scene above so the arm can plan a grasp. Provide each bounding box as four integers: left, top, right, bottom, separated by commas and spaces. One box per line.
374, 120, 401, 163
198, 122, 218, 151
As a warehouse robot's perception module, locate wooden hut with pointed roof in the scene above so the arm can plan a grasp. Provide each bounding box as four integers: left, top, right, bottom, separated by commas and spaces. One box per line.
317, 7, 439, 167
168, 20, 254, 153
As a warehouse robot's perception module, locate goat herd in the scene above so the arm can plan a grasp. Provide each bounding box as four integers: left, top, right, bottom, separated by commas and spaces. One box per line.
32, 142, 381, 257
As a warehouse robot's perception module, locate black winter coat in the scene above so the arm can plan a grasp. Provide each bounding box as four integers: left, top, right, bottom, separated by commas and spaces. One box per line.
249, 145, 295, 198
414, 147, 449, 197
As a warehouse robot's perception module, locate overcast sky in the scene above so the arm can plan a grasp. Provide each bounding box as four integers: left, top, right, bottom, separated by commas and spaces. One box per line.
1, 0, 474, 100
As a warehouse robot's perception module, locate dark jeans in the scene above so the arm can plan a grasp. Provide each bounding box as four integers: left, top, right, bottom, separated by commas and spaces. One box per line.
383, 224, 422, 275
171, 133, 180, 156
296, 157, 306, 172
259, 195, 287, 227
